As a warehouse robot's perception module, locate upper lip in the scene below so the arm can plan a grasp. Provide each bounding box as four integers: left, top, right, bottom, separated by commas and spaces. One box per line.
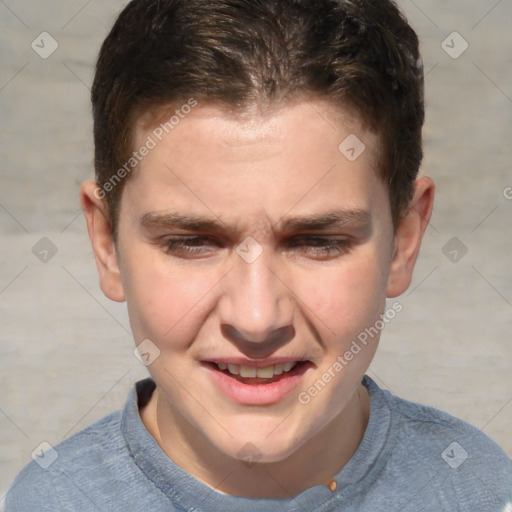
202, 357, 311, 368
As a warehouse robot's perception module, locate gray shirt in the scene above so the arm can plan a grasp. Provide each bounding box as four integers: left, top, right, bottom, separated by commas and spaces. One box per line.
5, 376, 512, 511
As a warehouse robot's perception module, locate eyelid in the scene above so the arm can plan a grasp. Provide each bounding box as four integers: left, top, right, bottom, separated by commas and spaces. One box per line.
284, 236, 350, 249
159, 236, 218, 258
160, 234, 349, 245
160, 235, 219, 248
284, 234, 351, 245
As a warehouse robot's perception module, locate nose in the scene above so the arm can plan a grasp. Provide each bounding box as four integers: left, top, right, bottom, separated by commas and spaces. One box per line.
218, 248, 295, 357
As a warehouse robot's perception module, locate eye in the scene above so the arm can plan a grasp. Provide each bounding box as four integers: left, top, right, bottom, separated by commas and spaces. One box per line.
159, 235, 351, 260
160, 236, 220, 257
286, 236, 350, 259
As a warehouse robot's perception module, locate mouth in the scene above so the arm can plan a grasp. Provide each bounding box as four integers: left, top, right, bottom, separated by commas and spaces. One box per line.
202, 360, 313, 385
201, 359, 316, 406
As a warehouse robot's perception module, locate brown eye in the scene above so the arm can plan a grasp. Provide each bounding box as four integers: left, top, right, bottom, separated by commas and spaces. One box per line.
286, 237, 350, 258
161, 236, 219, 257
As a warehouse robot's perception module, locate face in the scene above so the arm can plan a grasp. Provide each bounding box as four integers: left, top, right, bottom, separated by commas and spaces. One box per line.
82, 98, 433, 469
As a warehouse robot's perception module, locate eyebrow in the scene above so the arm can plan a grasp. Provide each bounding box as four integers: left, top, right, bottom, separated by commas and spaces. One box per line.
277, 209, 370, 232
140, 209, 371, 235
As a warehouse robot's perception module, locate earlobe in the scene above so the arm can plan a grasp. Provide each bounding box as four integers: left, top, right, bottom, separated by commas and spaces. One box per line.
79, 181, 126, 302
386, 176, 435, 298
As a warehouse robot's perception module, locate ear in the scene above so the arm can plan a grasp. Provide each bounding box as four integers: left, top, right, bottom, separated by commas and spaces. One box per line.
79, 181, 126, 302
386, 176, 435, 298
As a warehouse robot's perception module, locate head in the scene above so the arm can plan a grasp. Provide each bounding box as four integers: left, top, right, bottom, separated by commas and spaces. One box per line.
81, 0, 433, 471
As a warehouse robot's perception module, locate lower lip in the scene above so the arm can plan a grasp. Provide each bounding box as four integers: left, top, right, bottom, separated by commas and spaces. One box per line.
202, 362, 312, 405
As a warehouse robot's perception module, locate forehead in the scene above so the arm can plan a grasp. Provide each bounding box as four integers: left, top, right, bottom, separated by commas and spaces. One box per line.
117, 98, 394, 245
133, 98, 381, 164
126, 99, 385, 224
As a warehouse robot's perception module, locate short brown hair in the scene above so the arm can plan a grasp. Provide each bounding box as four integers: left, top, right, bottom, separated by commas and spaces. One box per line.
92, 0, 424, 238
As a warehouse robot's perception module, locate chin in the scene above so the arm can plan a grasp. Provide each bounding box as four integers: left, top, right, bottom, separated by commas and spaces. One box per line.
217, 427, 308, 466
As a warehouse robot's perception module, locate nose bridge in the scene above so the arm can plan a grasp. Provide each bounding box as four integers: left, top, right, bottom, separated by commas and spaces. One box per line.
220, 245, 293, 342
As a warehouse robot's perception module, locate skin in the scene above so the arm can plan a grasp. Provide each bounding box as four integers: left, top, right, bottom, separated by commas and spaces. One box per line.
80, 98, 434, 498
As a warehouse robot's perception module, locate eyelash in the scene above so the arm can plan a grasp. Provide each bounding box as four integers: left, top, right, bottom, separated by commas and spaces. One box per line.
160, 236, 350, 259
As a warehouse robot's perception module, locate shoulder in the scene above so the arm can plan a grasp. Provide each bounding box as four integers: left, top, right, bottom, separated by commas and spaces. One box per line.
393, 391, 509, 461
384, 387, 512, 508
5, 411, 123, 511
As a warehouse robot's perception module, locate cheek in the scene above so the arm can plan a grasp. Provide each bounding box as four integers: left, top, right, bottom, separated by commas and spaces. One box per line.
122, 248, 216, 343
301, 250, 390, 344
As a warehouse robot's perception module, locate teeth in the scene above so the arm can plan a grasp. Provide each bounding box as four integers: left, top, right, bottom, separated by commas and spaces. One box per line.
273, 363, 284, 375
256, 366, 275, 378
283, 361, 295, 372
227, 364, 239, 375
240, 365, 257, 378
217, 361, 299, 379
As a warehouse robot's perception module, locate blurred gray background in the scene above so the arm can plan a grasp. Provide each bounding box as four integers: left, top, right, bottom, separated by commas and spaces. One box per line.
1, 0, 511, 501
